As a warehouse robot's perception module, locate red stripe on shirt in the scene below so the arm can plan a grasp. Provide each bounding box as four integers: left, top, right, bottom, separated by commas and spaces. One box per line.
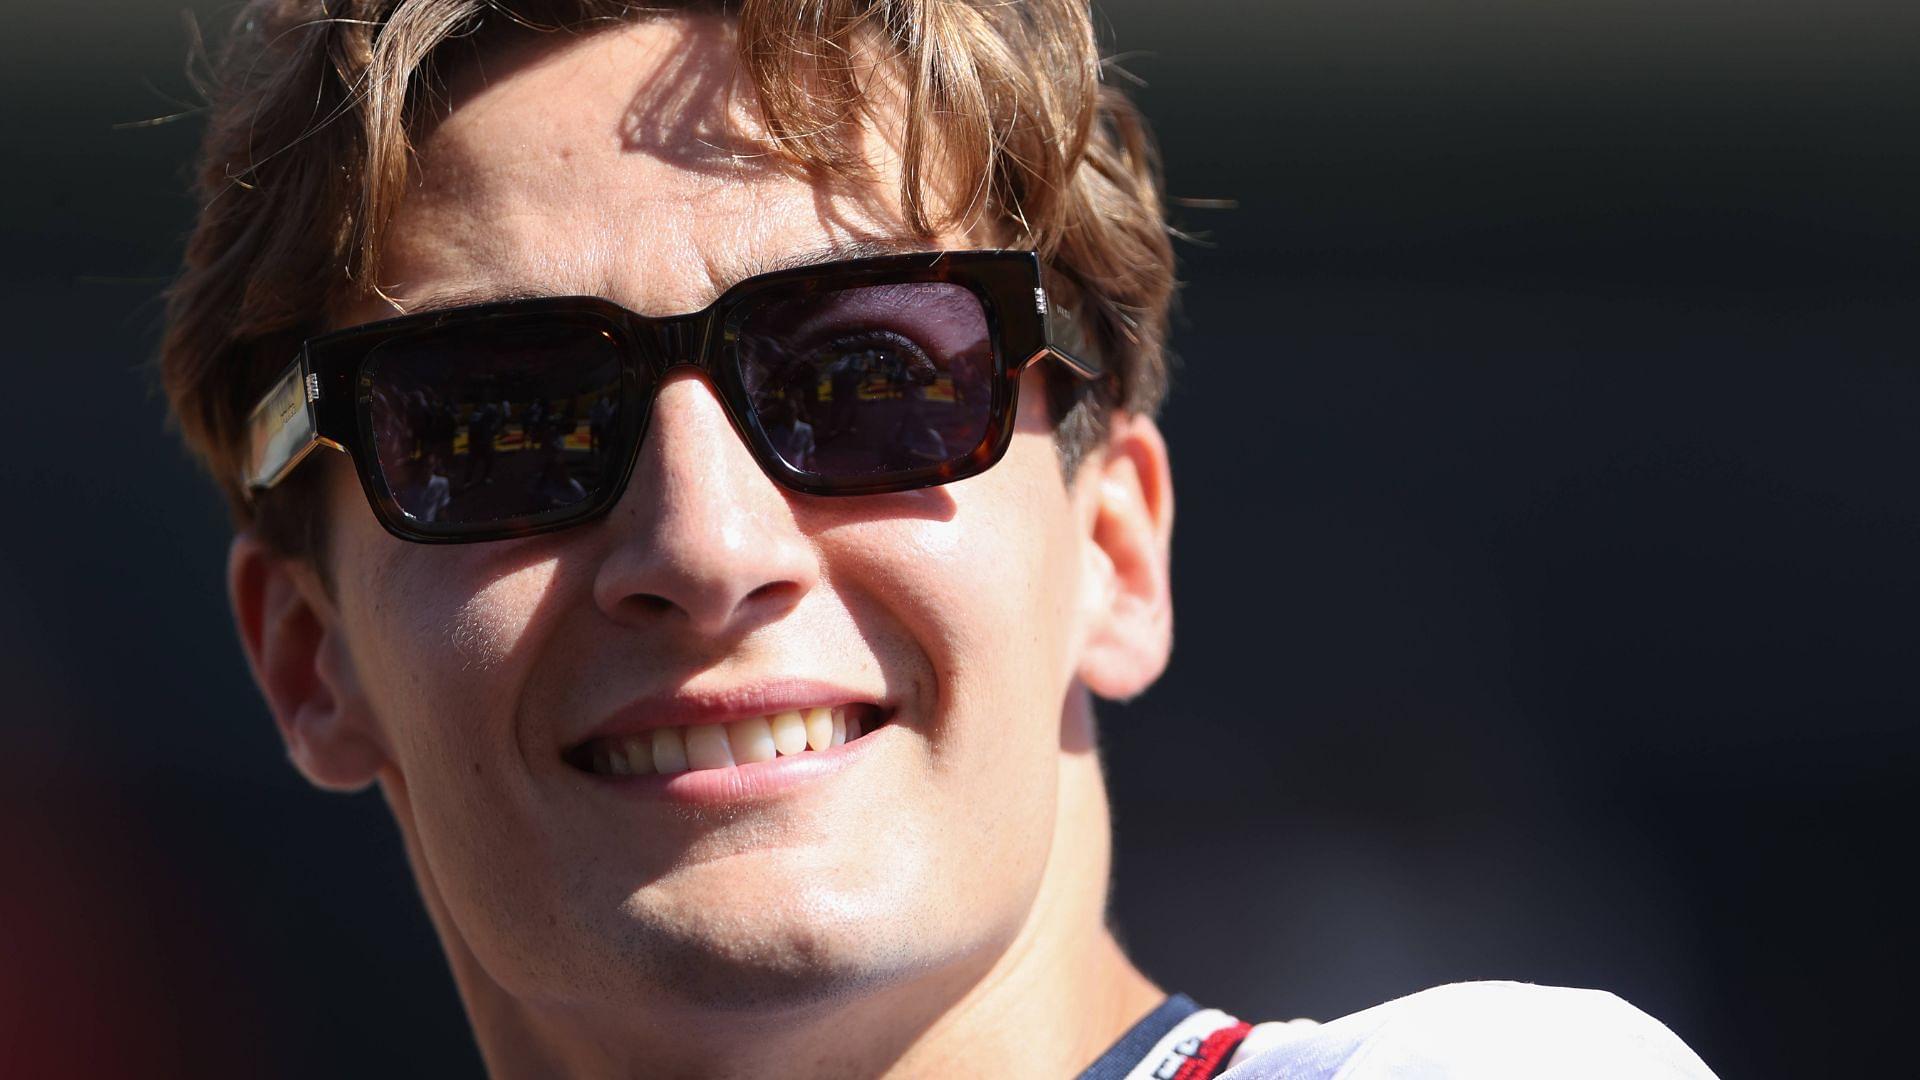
1170, 1020, 1252, 1080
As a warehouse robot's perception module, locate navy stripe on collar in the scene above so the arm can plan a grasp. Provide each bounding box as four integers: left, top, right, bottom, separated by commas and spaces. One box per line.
1076, 994, 1201, 1080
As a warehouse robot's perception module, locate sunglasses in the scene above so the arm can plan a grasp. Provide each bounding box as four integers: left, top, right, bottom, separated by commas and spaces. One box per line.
243, 249, 1101, 543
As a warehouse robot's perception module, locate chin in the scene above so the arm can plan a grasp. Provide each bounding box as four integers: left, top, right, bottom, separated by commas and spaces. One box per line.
572, 893, 937, 1014
454, 802, 1035, 1017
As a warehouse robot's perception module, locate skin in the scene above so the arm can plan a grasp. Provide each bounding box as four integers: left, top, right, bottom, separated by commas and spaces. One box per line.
229, 16, 1176, 1079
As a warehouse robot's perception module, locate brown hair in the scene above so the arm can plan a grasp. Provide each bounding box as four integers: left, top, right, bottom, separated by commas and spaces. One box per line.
162, 0, 1175, 556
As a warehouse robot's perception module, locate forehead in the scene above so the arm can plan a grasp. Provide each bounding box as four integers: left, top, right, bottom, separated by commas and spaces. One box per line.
369, 15, 955, 320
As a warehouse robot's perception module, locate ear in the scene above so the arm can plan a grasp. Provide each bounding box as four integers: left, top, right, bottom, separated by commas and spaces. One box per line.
1074, 413, 1175, 700
228, 531, 389, 792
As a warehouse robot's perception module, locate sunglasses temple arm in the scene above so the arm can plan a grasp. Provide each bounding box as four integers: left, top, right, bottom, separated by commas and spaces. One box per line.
240, 355, 330, 496
1032, 284, 1107, 383
1033, 344, 1105, 381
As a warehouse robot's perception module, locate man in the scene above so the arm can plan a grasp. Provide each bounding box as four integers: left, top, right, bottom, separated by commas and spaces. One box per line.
161, 1, 1719, 1076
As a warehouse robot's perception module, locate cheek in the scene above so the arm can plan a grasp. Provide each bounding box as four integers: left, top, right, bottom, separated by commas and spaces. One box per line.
828, 420, 1085, 775
799, 448, 1079, 944
446, 560, 564, 673
328, 491, 571, 772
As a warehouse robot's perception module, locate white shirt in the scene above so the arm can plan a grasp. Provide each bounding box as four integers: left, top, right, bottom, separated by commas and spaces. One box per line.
1102, 982, 1719, 1080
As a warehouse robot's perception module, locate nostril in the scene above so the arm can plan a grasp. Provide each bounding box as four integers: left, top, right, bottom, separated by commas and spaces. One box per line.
629, 594, 675, 616
743, 580, 805, 612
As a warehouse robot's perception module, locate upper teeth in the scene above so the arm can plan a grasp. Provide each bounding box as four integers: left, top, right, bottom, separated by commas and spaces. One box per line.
582, 705, 867, 777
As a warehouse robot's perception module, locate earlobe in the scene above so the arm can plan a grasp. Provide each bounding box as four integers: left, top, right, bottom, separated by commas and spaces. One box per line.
1075, 413, 1175, 701
228, 532, 388, 792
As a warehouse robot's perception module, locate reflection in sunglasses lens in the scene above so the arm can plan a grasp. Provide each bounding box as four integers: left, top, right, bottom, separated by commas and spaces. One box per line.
736, 282, 995, 479
365, 320, 628, 530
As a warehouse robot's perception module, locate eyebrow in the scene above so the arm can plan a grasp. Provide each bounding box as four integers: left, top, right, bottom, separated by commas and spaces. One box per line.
391, 236, 952, 315
391, 285, 555, 317
735, 237, 945, 279
394, 237, 948, 318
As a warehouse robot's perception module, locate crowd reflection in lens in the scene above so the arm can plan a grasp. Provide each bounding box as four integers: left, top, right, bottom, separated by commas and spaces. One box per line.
745, 341, 975, 476
375, 373, 621, 525
739, 286, 993, 478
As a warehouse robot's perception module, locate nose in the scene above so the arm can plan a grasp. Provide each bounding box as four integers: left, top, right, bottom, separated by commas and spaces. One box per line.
591, 370, 818, 636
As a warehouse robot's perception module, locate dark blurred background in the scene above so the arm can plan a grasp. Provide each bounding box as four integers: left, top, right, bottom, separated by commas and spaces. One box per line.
3, 1, 1913, 1076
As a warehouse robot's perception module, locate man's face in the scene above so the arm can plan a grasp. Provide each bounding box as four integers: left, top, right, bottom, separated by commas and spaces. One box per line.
290, 16, 1147, 1011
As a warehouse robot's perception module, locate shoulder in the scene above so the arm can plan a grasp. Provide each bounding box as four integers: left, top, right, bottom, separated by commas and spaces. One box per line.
1219, 981, 1719, 1079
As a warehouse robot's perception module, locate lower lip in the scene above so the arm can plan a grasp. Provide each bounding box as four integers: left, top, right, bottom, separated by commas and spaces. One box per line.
585, 722, 891, 806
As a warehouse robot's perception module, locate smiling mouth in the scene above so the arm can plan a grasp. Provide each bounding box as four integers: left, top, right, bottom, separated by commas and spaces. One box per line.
565, 704, 889, 777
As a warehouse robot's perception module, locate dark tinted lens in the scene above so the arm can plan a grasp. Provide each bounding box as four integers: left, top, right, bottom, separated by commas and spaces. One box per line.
363, 318, 630, 532
735, 282, 995, 479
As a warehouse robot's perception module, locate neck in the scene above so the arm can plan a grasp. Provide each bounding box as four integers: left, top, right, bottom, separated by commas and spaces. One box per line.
386, 692, 1162, 1079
